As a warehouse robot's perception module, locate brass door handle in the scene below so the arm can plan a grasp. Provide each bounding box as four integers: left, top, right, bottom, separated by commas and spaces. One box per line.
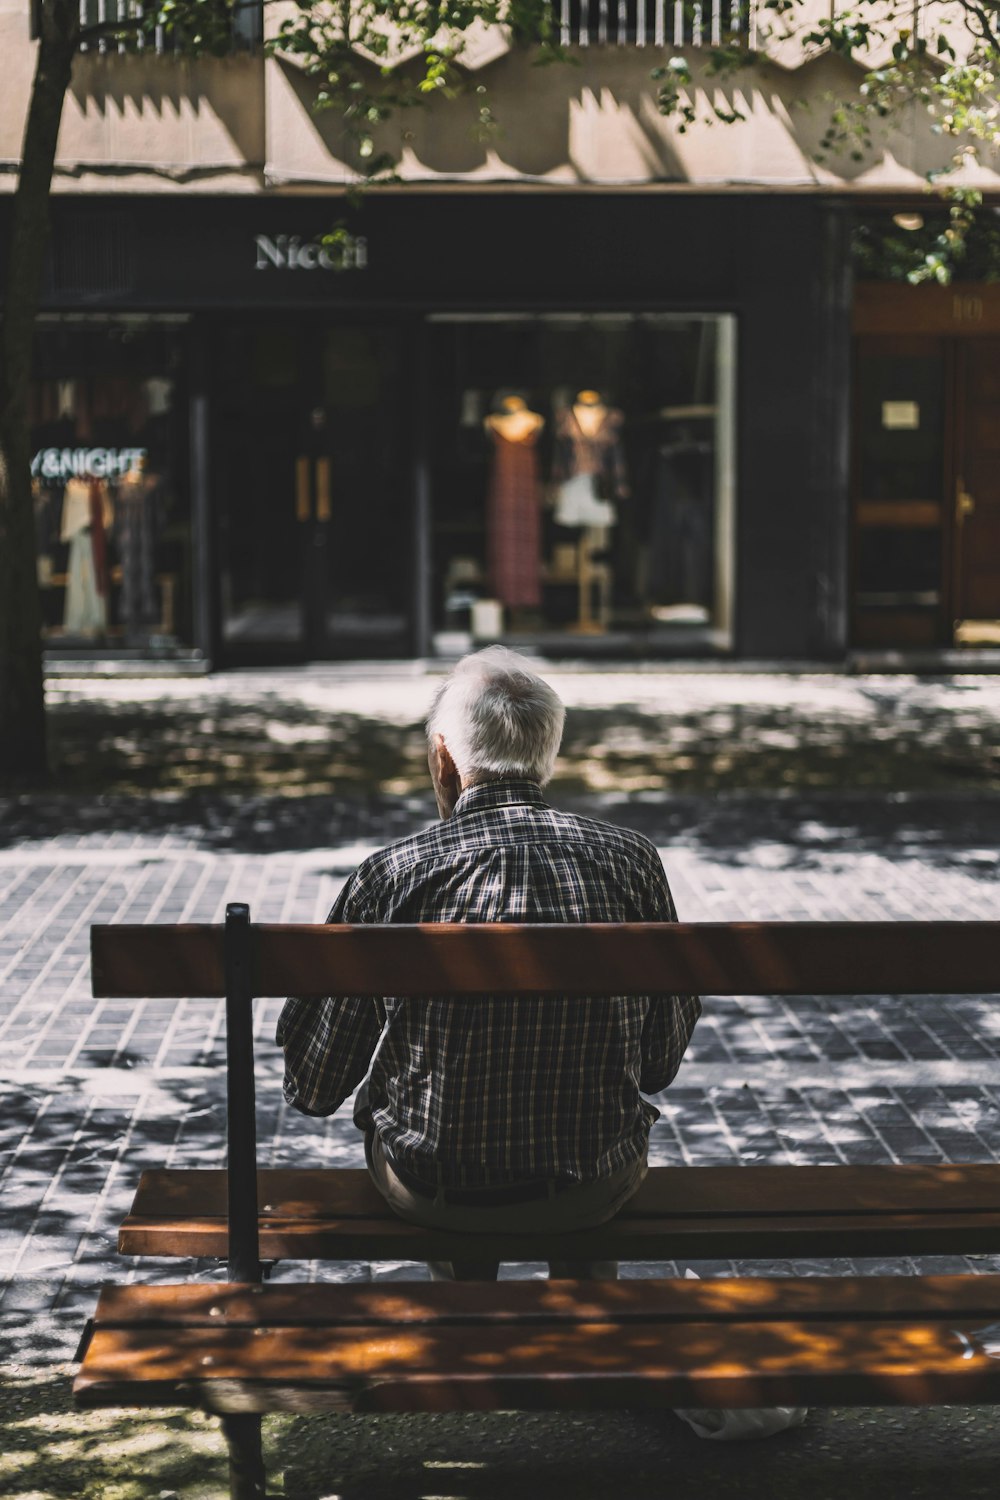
315, 458, 332, 523
956, 482, 976, 524
295, 457, 310, 523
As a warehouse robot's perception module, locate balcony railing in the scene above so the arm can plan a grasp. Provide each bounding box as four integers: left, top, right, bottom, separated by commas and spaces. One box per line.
35, 1, 751, 56
66, 0, 262, 53
557, 0, 757, 48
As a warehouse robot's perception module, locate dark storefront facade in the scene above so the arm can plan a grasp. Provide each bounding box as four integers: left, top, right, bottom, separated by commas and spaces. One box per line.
14, 191, 855, 666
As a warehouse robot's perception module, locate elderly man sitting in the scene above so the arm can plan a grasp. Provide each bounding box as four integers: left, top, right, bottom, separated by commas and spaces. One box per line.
277, 647, 700, 1280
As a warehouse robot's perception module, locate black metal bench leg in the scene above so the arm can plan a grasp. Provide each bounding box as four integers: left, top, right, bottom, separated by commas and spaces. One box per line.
221, 1413, 266, 1500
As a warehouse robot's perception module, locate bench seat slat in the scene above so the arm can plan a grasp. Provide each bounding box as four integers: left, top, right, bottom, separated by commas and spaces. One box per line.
126, 1164, 1000, 1221
88, 1276, 1000, 1329
118, 1165, 1000, 1261
91, 921, 1000, 1000
117, 1213, 1000, 1261
74, 1310, 1000, 1413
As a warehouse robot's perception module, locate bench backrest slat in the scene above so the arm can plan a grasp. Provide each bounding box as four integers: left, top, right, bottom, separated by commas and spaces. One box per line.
92, 920, 1000, 1000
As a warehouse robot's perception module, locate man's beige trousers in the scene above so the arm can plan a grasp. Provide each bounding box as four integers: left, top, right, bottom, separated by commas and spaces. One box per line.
367, 1130, 648, 1281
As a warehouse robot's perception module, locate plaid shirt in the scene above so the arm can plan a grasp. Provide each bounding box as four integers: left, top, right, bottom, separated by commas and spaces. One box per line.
277, 779, 701, 1187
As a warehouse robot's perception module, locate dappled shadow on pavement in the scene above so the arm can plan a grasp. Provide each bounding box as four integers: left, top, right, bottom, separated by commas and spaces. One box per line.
584, 793, 1000, 875
3, 1374, 998, 1500
558, 695, 1000, 797
0, 787, 436, 852
16, 678, 1000, 800
1, 787, 999, 882
46, 697, 431, 796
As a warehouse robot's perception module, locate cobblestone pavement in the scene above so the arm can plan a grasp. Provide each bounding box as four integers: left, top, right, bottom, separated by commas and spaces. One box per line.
2, 669, 1000, 1497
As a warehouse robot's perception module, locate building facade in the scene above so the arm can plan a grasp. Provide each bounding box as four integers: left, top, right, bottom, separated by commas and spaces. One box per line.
2, 1, 998, 665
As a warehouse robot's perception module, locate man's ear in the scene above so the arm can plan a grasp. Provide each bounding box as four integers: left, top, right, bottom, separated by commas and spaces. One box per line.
430, 733, 461, 817
432, 733, 456, 778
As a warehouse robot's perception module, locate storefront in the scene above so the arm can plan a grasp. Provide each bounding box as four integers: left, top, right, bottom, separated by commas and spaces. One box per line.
15, 191, 853, 665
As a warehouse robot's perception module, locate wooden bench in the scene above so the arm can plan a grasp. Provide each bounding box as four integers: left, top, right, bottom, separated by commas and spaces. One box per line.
75, 906, 1000, 1500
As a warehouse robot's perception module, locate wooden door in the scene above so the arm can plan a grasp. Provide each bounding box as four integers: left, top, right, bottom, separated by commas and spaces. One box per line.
851, 336, 950, 648
954, 341, 1000, 640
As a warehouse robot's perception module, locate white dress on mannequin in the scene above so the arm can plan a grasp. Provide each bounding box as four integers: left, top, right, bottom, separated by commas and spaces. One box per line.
60, 478, 107, 635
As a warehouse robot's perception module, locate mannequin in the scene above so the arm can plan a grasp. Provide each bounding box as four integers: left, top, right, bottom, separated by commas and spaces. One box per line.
486, 394, 545, 446
551, 390, 628, 632
60, 475, 112, 636
552, 389, 628, 528
483, 394, 544, 614
571, 389, 608, 438
116, 453, 163, 634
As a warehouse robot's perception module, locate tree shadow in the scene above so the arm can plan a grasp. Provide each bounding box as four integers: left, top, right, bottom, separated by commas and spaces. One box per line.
4, 677, 998, 811
580, 790, 1000, 874
0, 678, 998, 873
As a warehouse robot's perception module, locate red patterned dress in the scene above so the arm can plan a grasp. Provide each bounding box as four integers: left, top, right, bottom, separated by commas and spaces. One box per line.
485, 418, 543, 609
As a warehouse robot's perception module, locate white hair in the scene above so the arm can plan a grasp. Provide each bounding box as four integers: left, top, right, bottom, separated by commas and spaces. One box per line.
427, 647, 565, 785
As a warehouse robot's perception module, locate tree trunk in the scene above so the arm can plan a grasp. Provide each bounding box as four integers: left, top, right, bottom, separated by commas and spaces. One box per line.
0, 1, 78, 780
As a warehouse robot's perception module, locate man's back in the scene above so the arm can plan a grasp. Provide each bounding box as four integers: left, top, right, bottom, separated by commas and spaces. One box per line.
278, 778, 700, 1187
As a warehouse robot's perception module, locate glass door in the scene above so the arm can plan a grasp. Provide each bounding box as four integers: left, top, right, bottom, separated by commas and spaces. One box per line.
216, 323, 411, 661
218, 325, 308, 656
315, 327, 411, 657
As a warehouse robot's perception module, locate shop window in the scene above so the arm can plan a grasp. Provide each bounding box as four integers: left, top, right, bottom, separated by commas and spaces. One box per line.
30, 320, 193, 653
427, 313, 736, 652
